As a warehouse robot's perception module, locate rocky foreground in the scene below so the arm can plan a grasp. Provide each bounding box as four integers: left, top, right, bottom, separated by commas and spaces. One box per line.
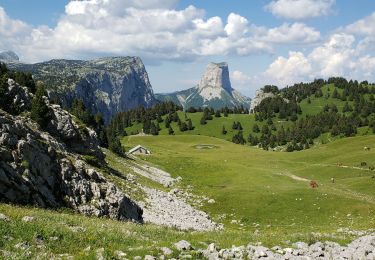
0, 79, 142, 222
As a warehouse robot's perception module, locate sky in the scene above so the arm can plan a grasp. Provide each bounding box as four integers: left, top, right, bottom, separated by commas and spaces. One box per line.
1, 0, 375, 98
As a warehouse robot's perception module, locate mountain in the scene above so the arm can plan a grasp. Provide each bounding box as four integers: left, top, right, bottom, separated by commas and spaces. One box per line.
7, 56, 156, 123
0, 51, 19, 62
156, 62, 251, 110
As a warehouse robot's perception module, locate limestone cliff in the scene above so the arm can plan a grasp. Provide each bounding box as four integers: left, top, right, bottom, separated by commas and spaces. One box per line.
8, 56, 156, 123
156, 62, 251, 109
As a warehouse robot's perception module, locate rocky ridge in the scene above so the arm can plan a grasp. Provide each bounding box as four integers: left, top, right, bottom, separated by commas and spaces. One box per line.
7, 56, 156, 123
0, 79, 142, 222
156, 62, 251, 110
0, 51, 19, 62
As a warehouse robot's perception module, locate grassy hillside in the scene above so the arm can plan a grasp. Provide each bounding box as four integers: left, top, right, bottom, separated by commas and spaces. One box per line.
125, 83, 374, 149
1, 134, 374, 258
123, 135, 375, 232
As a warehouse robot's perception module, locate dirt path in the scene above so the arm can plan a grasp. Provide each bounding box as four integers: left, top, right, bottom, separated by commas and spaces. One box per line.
276, 172, 310, 182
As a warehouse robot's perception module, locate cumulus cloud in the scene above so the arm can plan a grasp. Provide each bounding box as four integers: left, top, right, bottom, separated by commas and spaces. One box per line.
0, 0, 325, 62
265, 0, 335, 20
231, 70, 252, 86
0, 7, 32, 51
346, 12, 375, 36
257, 32, 375, 89
264, 51, 312, 86
256, 23, 320, 44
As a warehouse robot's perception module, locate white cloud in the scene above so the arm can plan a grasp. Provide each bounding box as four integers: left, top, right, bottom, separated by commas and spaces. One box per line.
0, 7, 31, 51
264, 51, 312, 86
346, 12, 375, 36
224, 13, 249, 39
0, 0, 326, 63
265, 0, 335, 20
231, 70, 252, 86
308, 33, 356, 77
256, 23, 320, 44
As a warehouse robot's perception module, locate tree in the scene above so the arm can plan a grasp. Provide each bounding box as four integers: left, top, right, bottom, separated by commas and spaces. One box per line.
108, 136, 124, 156
215, 110, 221, 117
187, 118, 194, 130
222, 125, 227, 135
332, 88, 339, 99
342, 102, 352, 113
253, 123, 260, 133
30, 85, 51, 128
168, 125, 174, 135
200, 116, 206, 125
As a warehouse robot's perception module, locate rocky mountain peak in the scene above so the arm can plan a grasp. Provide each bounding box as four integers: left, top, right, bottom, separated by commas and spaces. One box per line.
0, 51, 19, 62
198, 62, 232, 92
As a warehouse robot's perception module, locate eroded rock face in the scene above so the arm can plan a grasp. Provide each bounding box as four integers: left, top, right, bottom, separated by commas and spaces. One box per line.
8, 57, 156, 123
156, 62, 251, 109
198, 62, 232, 92
0, 110, 143, 222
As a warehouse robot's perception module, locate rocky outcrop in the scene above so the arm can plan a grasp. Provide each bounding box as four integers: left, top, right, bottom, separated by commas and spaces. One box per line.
156, 62, 251, 110
249, 89, 276, 113
8, 56, 156, 123
0, 109, 142, 222
198, 62, 232, 92
0, 78, 141, 221
0, 51, 19, 62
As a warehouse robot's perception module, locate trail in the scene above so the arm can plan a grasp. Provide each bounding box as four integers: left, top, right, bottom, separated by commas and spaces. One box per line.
276, 172, 375, 205
275, 172, 310, 182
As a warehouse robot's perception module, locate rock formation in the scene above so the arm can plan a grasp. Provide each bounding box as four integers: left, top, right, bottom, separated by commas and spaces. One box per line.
156, 62, 251, 109
8, 56, 156, 123
249, 89, 276, 113
0, 79, 143, 222
0, 51, 19, 62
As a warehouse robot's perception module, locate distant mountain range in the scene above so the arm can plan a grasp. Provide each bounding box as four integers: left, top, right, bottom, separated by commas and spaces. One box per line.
156, 62, 251, 109
1, 51, 251, 122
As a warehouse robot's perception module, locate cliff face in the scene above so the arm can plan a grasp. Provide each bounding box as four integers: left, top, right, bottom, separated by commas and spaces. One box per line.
9, 57, 156, 123
156, 62, 251, 110
0, 79, 143, 222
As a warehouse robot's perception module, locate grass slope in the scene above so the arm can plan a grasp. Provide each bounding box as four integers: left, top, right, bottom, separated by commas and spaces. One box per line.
1, 135, 374, 258
126, 84, 374, 146
123, 134, 375, 234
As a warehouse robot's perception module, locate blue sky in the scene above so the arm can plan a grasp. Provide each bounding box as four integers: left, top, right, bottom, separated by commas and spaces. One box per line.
1, 0, 375, 97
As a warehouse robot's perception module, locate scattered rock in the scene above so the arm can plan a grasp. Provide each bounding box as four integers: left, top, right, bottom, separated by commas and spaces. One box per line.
14, 242, 30, 250
114, 250, 127, 259
207, 243, 217, 253
96, 248, 105, 260
207, 199, 215, 204
140, 187, 219, 231
160, 247, 173, 255
22, 216, 34, 222
0, 213, 9, 221
175, 240, 192, 251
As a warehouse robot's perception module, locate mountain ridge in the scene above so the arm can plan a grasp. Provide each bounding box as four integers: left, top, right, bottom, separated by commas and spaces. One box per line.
6, 55, 157, 123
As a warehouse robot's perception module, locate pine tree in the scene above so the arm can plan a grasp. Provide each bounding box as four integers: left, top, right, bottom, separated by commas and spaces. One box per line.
222, 125, 227, 135
215, 110, 221, 117
187, 118, 194, 130
168, 125, 174, 135
30, 85, 51, 128
200, 116, 206, 125
253, 123, 260, 133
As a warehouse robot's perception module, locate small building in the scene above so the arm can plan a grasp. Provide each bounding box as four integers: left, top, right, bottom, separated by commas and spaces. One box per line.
128, 145, 151, 155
